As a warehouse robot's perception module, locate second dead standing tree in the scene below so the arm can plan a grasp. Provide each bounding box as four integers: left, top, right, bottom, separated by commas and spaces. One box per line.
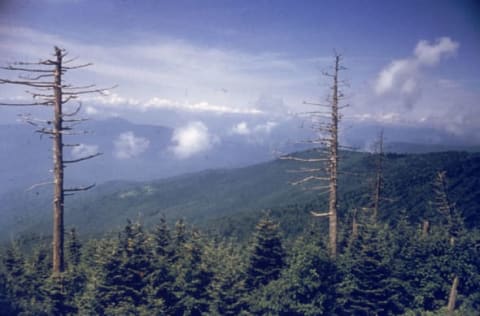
284, 53, 347, 259
0, 46, 113, 275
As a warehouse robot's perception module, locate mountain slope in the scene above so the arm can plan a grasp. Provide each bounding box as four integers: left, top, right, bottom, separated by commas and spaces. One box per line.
1, 150, 479, 240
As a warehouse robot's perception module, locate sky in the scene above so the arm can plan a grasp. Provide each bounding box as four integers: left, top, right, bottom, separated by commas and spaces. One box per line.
1, 0, 480, 155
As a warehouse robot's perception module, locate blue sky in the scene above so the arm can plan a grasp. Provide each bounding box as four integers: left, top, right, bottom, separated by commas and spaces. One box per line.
1, 0, 480, 151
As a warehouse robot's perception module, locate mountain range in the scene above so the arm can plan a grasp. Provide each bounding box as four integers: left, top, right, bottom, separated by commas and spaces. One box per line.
1, 149, 478, 242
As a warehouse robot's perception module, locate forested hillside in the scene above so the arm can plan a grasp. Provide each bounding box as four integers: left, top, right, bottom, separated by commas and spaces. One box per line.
1, 210, 479, 315
2, 150, 479, 241
1, 149, 479, 314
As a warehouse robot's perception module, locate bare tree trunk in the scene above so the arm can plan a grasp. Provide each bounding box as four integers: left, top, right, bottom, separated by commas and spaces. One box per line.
372, 130, 383, 221
350, 208, 358, 245
328, 55, 340, 259
0, 46, 111, 276
421, 220, 430, 237
447, 275, 459, 315
52, 47, 65, 274
282, 53, 345, 260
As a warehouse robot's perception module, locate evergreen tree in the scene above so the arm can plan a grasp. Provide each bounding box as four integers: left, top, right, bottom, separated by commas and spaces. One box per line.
338, 221, 403, 315
66, 228, 82, 268
0, 270, 17, 315
0, 244, 24, 315
246, 215, 286, 290
172, 229, 213, 316
251, 236, 337, 315
94, 220, 152, 314
43, 274, 78, 316
145, 216, 177, 314
208, 241, 249, 315
152, 214, 173, 258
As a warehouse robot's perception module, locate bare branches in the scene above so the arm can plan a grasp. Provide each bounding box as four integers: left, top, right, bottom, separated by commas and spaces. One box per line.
26, 181, 54, 192
0, 101, 51, 106
62, 84, 117, 95
286, 53, 346, 259
290, 175, 330, 186
0, 65, 52, 73
280, 155, 329, 162
0, 78, 54, 88
62, 103, 82, 117
64, 152, 102, 164
311, 211, 331, 217
62, 62, 93, 70
64, 183, 96, 192
1, 46, 111, 275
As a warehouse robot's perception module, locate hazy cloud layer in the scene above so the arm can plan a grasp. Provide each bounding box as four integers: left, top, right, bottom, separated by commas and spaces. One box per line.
171, 121, 218, 159
114, 131, 150, 159
0, 25, 320, 117
0, 26, 478, 145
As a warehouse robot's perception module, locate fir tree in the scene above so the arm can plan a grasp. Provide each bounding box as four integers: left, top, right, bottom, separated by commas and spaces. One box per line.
95, 220, 152, 314
251, 236, 337, 315
172, 229, 213, 316
145, 216, 177, 314
338, 221, 403, 315
208, 241, 249, 315
246, 215, 286, 290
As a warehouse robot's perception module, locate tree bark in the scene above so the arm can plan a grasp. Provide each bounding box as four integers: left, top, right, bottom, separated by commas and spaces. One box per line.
447, 275, 459, 315
52, 47, 65, 274
328, 55, 340, 259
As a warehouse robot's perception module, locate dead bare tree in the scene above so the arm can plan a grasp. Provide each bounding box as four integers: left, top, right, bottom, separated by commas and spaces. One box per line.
0, 46, 113, 274
432, 171, 463, 314
371, 129, 384, 221
282, 53, 347, 259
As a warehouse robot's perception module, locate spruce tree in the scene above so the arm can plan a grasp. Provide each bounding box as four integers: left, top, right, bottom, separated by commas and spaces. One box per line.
1, 242, 26, 314
95, 220, 152, 314
246, 215, 286, 290
172, 229, 213, 316
251, 236, 337, 315
338, 221, 402, 315
208, 241, 249, 315
145, 216, 177, 313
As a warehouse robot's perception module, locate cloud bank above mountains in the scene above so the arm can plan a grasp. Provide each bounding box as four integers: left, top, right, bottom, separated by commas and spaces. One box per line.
0, 24, 478, 147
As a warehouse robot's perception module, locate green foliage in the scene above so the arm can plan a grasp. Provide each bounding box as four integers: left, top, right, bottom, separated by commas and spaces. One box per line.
338, 221, 405, 315
251, 237, 337, 315
1, 152, 480, 315
246, 215, 286, 290
172, 230, 214, 315
94, 220, 152, 314
207, 241, 249, 315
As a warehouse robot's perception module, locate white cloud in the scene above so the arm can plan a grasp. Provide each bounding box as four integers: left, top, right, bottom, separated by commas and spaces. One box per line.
375, 59, 414, 95
144, 98, 263, 115
171, 121, 217, 159
374, 37, 459, 108
414, 37, 459, 66
71, 143, 99, 159
254, 121, 278, 134
114, 131, 150, 159
231, 122, 251, 135
85, 106, 99, 115
231, 121, 278, 137
87, 94, 264, 115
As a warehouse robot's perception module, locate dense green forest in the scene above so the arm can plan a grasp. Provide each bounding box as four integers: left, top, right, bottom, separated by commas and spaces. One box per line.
1, 150, 480, 315
1, 210, 479, 315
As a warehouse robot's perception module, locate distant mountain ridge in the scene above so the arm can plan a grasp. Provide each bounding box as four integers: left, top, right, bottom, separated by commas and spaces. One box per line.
0, 117, 287, 195
384, 141, 480, 153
